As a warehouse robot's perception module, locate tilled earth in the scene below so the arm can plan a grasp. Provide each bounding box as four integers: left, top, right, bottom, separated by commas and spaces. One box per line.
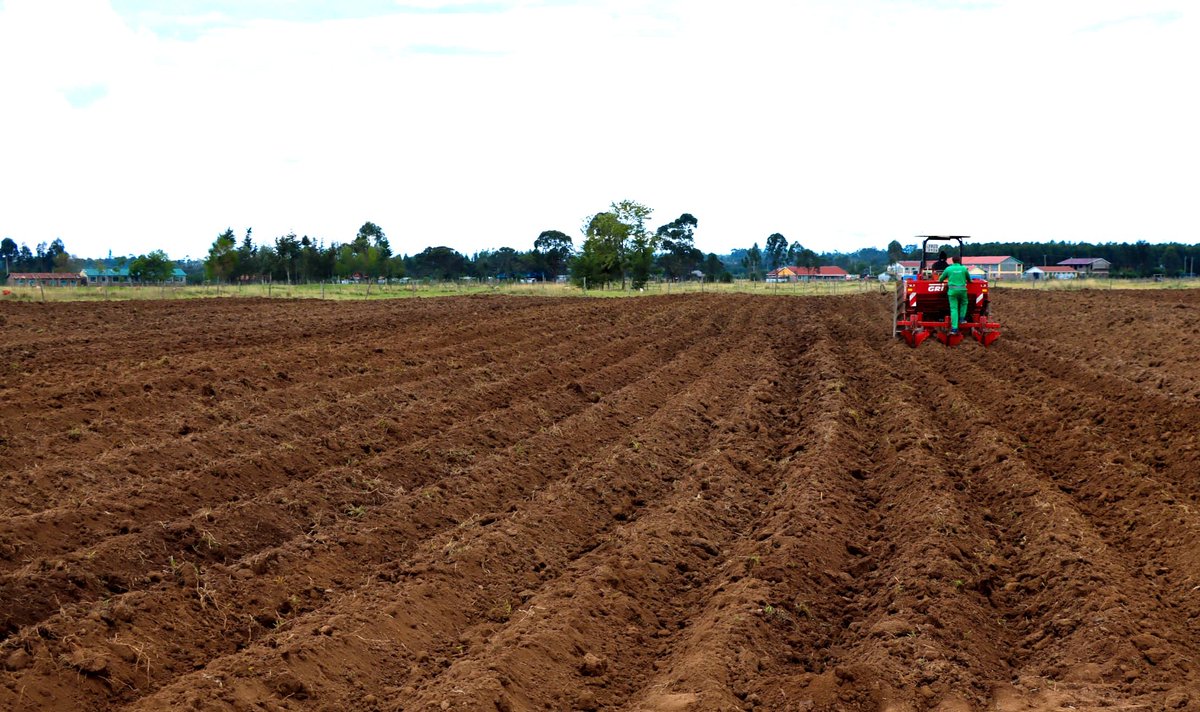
1, 290, 1199, 712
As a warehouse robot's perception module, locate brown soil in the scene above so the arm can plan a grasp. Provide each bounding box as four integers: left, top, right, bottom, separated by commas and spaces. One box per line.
1, 290, 1198, 712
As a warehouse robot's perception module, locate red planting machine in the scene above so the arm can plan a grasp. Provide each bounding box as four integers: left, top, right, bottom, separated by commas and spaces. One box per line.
893, 236, 1001, 348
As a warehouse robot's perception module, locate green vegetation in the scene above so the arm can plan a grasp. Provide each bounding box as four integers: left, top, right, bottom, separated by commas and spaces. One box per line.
1, 236, 75, 273
129, 250, 176, 283
4, 206, 1199, 289
3, 274, 1197, 304
572, 200, 707, 290
0, 277, 898, 303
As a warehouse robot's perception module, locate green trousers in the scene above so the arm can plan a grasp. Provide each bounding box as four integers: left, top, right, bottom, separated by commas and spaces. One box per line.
947, 288, 968, 330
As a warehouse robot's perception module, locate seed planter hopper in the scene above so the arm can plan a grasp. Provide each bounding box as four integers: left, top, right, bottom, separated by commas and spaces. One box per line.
893, 236, 1001, 348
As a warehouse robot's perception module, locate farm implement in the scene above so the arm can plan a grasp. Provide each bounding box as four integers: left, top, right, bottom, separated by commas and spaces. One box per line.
893, 236, 1001, 348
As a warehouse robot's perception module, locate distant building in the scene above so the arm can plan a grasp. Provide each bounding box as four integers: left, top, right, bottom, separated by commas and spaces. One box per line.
81, 267, 187, 285
765, 265, 851, 282
765, 266, 801, 282
81, 267, 133, 285
1025, 266, 1078, 280
6, 272, 84, 287
893, 256, 1022, 280
960, 256, 1023, 280
1057, 258, 1111, 277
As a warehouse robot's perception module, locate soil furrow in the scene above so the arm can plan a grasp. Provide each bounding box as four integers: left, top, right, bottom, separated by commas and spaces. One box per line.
918, 367, 1198, 708
102, 297, 769, 711
0, 299, 706, 640
0, 297, 629, 515
619, 302, 881, 711
2, 290, 1199, 712
398, 302, 798, 711
751, 306, 1019, 710
0, 296, 748, 710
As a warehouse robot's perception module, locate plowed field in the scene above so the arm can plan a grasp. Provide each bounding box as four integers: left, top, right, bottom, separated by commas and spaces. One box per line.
1, 290, 1199, 712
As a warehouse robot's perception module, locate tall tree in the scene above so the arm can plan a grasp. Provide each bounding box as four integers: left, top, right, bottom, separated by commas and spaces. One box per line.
360, 222, 392, 268
488, 247, 524, 278
334, 243, 361, 280
52, 251, 79, 273
764, 233, 788, 270
234, 228, 260, 279
204, 228, 239, 282
533, 230, 573, 280
297, 235, 336, 282
275, 232, 300, 283
611, 200, 657, 289
656, 214, 702, 279
44, 239, 67, 272
742, 243, 764, 281
341, 222, 391, 280
786, 241, 805, 266
356, 221, 385, 247
129, 250, 176, 283
409, 246, 469, 280
1161, 245, 1182, 276
799, 248, 820, 272
0, 237, 18, 274
887, 239, 905, 263
702, 253, 726, 282
574, 212, 628, 287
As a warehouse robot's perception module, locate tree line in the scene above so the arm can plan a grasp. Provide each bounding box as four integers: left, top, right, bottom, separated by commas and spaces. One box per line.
0, 237, 179, 282
197, 222, 587, 284
570, 201, 731, 288
0, 238, 73, 274
198, 210, 735, 286
947, 240, 1199, 278
4, 219, 1198, 284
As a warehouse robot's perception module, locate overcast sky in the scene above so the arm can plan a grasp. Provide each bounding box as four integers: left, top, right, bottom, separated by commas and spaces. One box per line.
1, 0, 1196, 260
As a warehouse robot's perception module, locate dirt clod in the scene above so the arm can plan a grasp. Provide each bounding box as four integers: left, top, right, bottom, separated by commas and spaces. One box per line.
580, 652, 607, 676
3, 649, 32, 671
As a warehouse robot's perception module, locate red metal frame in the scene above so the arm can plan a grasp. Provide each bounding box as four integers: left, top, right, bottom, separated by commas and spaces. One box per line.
896, 273, 1000, 348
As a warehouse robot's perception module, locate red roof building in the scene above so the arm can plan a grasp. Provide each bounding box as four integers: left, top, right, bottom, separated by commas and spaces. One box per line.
5, 272, 84, 287
766, 265, 851, 282
892, 256, 1023, 280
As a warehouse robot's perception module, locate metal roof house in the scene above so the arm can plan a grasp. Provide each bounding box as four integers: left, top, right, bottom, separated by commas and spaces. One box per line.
960, 256, 1023, 280
1057, 258, 1111, 277
894, 257, 1021, 280
765, 265, 851, 282
1025, 265, 1078, 280
81, 267, 187, 285
5, 272, 84, 287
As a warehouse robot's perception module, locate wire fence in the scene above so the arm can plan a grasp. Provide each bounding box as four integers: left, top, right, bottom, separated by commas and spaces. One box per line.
0, 277, 894, 302
2, 275, 1197, 303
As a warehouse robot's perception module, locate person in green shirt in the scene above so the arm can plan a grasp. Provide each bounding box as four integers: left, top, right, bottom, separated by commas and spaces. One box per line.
938, 256, 970, 333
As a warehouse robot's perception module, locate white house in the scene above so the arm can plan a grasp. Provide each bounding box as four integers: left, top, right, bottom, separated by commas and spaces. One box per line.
1025, 266, 1078, 280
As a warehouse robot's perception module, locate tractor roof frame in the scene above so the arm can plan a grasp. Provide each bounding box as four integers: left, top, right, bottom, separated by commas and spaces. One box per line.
916, 236, 969, 272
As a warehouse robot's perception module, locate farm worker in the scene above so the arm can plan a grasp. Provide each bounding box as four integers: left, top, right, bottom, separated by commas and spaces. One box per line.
931, 250, 949, 274
938, 256, 970, 333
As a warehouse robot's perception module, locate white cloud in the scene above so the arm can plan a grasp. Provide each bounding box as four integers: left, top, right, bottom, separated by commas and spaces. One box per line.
0, 0, 1196, 260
